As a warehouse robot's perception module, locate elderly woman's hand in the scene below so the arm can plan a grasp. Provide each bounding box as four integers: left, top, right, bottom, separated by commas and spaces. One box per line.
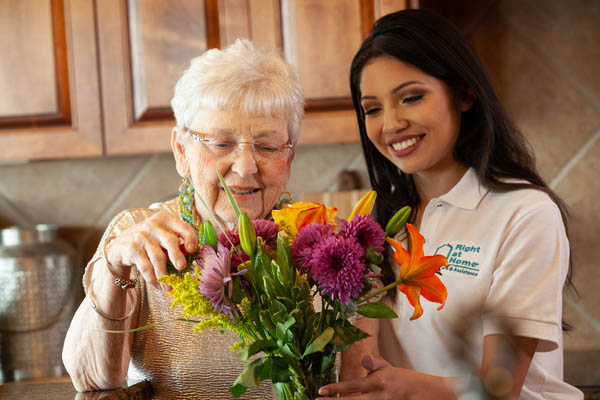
106, 210, 199, 289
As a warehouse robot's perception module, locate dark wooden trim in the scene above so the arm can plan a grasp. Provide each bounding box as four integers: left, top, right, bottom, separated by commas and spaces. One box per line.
360, 0, 376, 39
205, 0, 221, 49
51, 0, 71, 124
0, 113, 71, 130
0, 0, 72, 130
305, 97, 354, 113
136, 106, 175, 122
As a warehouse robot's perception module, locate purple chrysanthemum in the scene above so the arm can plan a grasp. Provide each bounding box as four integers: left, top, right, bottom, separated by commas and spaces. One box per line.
217, 219, 279, 266
291, 223, 334, 271
253, 219, 279, 247
309, 235, 366, 305
339, 214, 385, 253
198, 243, 239, 318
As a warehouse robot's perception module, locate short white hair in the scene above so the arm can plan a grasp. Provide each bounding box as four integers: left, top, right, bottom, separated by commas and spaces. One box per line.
171, 39, 304, 143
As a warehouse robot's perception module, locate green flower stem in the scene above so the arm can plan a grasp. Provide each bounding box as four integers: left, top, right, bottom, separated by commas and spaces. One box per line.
95, 318, 201, 334
357, 278, 404, 305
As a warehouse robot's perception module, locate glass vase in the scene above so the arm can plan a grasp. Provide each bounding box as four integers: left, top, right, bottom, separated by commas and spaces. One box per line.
274, 355, 338, 400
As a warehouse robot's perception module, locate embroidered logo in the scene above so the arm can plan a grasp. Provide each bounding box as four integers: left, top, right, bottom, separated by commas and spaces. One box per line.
435, 243, 482, 277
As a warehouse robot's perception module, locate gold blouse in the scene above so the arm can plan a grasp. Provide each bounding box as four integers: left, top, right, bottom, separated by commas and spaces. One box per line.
83, 199, 273, 399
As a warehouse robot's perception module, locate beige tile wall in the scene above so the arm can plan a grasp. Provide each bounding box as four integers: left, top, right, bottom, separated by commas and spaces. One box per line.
449, 0, 600, 386
0, 0, 597, 386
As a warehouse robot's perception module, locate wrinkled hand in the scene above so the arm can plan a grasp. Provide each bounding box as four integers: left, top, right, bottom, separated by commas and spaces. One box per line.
317, 355, 408, 400
106, 210, 199, 289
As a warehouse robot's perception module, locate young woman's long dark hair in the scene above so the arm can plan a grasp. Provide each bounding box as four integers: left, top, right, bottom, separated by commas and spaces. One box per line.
350, 10, 574, 322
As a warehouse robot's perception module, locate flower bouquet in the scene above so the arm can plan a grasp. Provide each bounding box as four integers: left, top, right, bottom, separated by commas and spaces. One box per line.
158, 174, 448, 399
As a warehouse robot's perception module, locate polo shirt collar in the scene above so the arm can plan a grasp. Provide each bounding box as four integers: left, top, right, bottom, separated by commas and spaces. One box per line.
435, 167, 487, 210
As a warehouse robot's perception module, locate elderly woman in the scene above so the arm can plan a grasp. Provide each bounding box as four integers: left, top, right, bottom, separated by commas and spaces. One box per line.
62, 39, 303, 399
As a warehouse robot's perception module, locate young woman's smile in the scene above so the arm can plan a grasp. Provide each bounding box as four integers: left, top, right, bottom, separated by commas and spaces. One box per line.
359, 56, 471, 177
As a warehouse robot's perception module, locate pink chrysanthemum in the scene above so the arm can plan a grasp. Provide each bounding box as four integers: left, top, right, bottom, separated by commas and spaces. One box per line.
291, 223, 334, 271
198, 243, 241, 318
309, 235, 366, 305
339, 214, 385, 253
218, 220, 279, 266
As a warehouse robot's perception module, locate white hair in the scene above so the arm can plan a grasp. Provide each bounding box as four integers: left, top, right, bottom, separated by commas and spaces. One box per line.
171, 39, 304, 143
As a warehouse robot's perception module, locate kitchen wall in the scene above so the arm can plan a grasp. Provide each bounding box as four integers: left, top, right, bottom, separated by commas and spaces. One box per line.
0, 0, 597, 387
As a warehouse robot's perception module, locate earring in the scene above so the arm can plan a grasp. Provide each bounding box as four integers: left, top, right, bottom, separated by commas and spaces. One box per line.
179, 176, 195, 226
278, 190, 293, 209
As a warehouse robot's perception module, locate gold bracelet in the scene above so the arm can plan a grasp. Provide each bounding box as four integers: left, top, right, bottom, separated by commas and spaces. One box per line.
88, 279, 136, 321
103, 238, 139, 289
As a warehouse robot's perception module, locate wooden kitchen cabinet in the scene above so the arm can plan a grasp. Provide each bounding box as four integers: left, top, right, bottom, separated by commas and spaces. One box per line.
0, 0, 103, 161
98, 0, 409, 153
0, 0, 410, 161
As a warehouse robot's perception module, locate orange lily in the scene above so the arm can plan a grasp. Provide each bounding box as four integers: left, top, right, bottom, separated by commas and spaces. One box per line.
272, 201, 337, 236
386, 224, 448, 320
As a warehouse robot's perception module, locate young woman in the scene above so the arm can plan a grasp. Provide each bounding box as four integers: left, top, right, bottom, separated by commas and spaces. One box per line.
318, 9, 582, 400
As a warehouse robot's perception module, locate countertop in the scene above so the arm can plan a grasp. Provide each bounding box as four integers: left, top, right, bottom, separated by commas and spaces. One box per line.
0, 377, 153, 400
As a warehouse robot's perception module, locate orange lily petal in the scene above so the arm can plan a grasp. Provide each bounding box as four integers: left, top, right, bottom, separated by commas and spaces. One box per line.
406, 224, 424, 260
404, 254, 448, 281
398, 283, 424, 320
272, 201, 337, 235
386, 237, 410, 268
409, 275, 447, 311
387, 224, 449, 320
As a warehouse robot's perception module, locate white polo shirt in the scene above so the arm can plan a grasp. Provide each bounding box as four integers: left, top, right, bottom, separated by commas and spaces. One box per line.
380, 168, 583, 399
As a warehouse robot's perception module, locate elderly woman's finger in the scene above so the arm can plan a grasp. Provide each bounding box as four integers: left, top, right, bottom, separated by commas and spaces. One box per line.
157, 232, 187, 271
143, 237, 169, 276
134, 248, 160, 290
163, 213, 199, 253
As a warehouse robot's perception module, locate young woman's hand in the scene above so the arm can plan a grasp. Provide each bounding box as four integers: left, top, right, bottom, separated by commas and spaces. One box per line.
318, 354, 457, 400
106, 210, 199, 289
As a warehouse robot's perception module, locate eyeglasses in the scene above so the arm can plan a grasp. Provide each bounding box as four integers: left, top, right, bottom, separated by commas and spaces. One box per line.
185, 128, 293, 161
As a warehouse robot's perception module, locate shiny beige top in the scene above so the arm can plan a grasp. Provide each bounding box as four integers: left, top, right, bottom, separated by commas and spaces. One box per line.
83, 199, 273, 400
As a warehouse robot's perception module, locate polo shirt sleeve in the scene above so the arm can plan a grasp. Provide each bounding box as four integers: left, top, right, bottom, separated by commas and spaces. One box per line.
482, 201, 568, 351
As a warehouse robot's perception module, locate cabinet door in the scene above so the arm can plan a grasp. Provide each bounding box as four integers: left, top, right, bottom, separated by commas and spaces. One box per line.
97, 0, 217, 155
97, 0, 410, 154
0, 0, 102, 161
281, 0, 408, 145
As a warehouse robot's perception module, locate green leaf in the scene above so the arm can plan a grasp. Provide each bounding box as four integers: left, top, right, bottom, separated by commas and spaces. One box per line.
289, 308, 304, 336
280, 343, 299, 359
276, 316, 296, 341
217, 168, 241, 218
274, 383, 294, 400
294, 393, 310, 400
320, 353, 334, 373
302, 314, 317, 347
276, 232, 294, 285
259, 311, 277, 338
230, 358, 263, 397
299, 281, 311, 302
272, 310, 286, 325
230, 383, 247, 398
231, 277, 245, 304
272, 261, 287, 290
261, 357, 291, 383
263, 275, 277, 299
275, 296, 295, 311
240, 340, 277, 361
271, 298, 288, 314
302, 327, 334, 358
330, 324, 370, 351
357, 301, 398, 319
